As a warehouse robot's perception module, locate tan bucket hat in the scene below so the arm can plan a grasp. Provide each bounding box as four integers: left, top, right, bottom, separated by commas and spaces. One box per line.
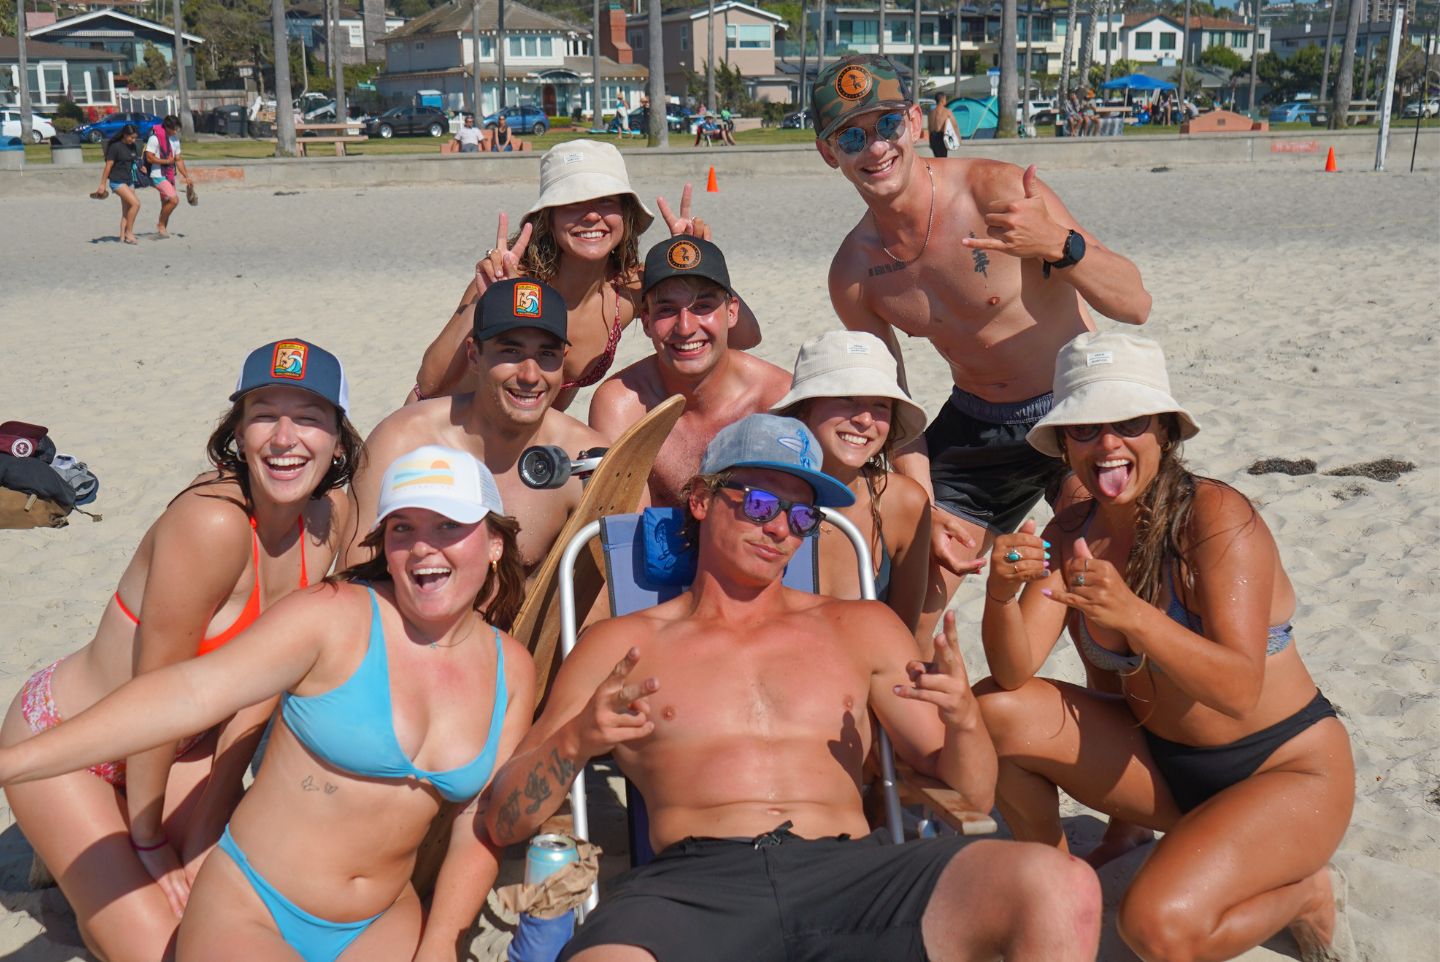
1027, 330, 1200, 458
772, 331, 928, 450
523, 140, 655, 233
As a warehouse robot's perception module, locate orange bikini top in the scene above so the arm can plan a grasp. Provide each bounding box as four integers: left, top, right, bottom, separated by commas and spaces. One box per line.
114, 515, 307, 656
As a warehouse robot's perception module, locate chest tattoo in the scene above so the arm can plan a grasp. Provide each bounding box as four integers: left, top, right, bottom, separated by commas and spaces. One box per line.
968, 232, 990, 277
867, 261, 909, 277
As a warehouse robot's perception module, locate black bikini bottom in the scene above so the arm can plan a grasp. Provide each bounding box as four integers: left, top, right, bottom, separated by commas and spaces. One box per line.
1144, 689, 1337, 814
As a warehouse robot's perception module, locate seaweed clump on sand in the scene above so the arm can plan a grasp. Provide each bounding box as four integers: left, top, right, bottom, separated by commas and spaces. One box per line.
1247, 458, 1317, 476
1323, 459, 1417, 483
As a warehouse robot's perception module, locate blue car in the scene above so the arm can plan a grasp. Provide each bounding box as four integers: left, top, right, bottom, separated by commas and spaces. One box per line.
482, 105, 548, 136
1268, 101, 1318, 124
75, 111, 162, 144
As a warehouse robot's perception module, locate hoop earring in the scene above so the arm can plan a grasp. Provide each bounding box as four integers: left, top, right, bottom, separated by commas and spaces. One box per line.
332, 453, 345, 469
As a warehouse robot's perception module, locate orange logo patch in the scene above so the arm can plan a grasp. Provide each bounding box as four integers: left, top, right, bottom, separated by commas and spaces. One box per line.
667, 240, 701, 270
835, 66, 873, 102
271, 342, 308, 380
513, 282, 542, 317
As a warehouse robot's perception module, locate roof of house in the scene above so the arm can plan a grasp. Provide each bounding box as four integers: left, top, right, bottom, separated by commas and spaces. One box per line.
0, 35, 128, 61
381, 0, 583, 42
627, 1, 786, 27
288, 0, 364, 19
380, 52, 646, 82
27, 9, 206, 44
1120, 12, 1254, 31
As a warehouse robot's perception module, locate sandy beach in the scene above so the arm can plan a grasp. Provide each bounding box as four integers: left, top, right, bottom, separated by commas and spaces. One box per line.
1, 160, 1436, 961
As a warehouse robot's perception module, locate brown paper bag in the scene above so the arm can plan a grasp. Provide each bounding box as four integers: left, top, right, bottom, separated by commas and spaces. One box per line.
495, 839, 602, 920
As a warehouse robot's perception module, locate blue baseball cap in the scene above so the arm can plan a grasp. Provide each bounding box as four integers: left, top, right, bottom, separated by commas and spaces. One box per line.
699, 414, 855, 507
230, 339, 349, 414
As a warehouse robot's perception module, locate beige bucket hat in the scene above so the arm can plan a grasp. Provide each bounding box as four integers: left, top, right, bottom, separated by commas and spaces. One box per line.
772, 331, 928, 450
523, 140, 655, 233
1027, 330, 1200, 458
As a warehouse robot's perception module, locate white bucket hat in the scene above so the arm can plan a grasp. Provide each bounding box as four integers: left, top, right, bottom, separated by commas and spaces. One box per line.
771, 331, 928, 450
1027, 330, 1200, 458
373, 445, 505, 530
523, 140, 655, 233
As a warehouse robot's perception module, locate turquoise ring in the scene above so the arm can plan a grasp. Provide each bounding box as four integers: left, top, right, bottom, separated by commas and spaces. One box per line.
1005, 550, 1022, 563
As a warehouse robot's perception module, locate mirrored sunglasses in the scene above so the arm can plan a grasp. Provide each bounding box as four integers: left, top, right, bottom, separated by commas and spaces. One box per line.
1061, 414, 1154, 444
719, 483, 822, 537
833, 111, 907, 156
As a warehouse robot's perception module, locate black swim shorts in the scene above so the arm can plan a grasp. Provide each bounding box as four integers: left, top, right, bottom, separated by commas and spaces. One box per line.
924, 387, 1069, 535
558, 826, 966, 962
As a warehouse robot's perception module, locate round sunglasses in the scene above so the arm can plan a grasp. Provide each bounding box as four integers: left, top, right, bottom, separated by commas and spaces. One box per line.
1060, 414, 1153, 444
718, 483, 822, 538
833, 111, 907, 156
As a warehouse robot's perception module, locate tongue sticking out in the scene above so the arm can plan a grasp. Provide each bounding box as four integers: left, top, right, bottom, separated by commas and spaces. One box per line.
1095, 464, 1132, 499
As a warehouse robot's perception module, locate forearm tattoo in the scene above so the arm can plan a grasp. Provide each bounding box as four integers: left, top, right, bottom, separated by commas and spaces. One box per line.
546, 748, 576, 785
522, 768, 552, 814
495, 788, 522, 840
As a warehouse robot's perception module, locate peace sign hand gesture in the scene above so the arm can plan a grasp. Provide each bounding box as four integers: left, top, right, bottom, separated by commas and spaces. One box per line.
570, 648, 658, 761
961, 164, 1071, 262
656, 183, 712, 240
475, 212, 533, 294
894, 612, 978, 730
1041, 538, 1144, 635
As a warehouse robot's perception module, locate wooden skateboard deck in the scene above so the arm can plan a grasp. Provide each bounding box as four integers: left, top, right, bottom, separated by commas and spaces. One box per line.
512, 392, 685, 703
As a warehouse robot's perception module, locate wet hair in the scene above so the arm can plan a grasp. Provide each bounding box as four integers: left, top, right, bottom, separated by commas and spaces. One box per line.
181, 393, 364, 515
338, 513, 526, 631
107, 123, 138, 148
514, 193, 645, 285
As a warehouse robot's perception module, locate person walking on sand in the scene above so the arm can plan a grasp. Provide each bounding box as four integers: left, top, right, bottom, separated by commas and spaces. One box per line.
144, 116, 194, 238
96, 124, 144, 244
812, 54, 1151, 647
927, 99, 959, 157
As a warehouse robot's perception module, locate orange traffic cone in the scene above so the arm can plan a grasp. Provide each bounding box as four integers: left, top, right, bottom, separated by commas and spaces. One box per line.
706, 166, 719, 193
1324, 146, 1337, 172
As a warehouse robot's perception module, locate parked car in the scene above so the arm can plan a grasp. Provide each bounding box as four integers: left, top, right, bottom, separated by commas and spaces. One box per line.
1016, 99, 1055, 124
0, 109, 57, 143
482, 105, 548, 135
1401, 98, 1439, 119
780, 109, 812, 129
75, 111, 161, 144
363, 106, 449, 138
1269, 101, 1319, 123
667, 106, 699, 133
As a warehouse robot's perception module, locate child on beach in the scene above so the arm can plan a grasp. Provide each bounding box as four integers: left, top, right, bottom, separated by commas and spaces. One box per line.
95, 124, 144, 244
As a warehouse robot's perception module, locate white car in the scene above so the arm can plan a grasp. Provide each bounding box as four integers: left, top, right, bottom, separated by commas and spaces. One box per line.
1, 109, 57, 143
1401, 99, 1438, 119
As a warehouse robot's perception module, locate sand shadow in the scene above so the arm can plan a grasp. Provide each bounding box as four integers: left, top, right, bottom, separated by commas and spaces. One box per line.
87, 236, 125, 245
0, 823, 94, 961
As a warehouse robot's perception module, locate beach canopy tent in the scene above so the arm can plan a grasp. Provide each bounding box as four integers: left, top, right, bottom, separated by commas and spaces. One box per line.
946, 96, 999, 139
1100, 75, 1176, 91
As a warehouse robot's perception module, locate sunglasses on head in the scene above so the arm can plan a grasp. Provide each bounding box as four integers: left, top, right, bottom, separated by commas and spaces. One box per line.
833, 111, 907, 156
1060, 414, 1153, 443
719, 483, 822, 537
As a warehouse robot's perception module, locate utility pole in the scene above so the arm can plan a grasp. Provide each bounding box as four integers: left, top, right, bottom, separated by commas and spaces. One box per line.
1247, 0, 1260, 115
1178, 0, 1192, 107
1319, 0, 1339, 105
647, 0, 667, 145
16, 0, 33, 143
593, 0, 603, 124
270, 0, 296, 155
800, 0, 810, 114
1103, 0, 1113, 83
1374, 0, 1405, 169
707, 0, 716, 109
471, 0, 482, 116
172, 0, 193, 135
332, 0, 347, 122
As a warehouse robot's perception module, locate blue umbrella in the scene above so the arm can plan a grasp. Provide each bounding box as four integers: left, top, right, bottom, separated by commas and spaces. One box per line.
1100, 74, 1177, 91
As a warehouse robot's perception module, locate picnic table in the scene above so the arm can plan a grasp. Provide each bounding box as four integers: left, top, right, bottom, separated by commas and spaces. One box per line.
294, 121, 368, 156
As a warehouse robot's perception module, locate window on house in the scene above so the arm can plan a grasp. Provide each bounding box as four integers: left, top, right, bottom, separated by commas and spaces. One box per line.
1258, 33, 1265, 50
839, 19, 878, 45
414, 40, 425, 51
480, 37, 493, 58
1231, 31, 1247, 47
1100, 32, 1116, 51
681, 31, 689, 50
348, 24, 363, 46
629, 31, 644, 49
920, 22, 935, 44
1135, 31, 1152, 50
725, 24, 770, 49
889, 20, 907, 43
1159, 32, 1176, 50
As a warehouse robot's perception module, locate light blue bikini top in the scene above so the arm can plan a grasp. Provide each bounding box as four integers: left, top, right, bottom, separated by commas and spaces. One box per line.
1074, 565, 1294, 675
281, 586, 508, 803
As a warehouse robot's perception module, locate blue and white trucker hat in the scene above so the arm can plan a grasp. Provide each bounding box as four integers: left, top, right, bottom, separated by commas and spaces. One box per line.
699, 414, 855, 508
373, 446, 505, 529
230, 338, 350, 415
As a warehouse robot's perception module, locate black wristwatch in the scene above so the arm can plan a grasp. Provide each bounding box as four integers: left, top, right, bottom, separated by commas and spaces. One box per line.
1043, 229, 1086, 278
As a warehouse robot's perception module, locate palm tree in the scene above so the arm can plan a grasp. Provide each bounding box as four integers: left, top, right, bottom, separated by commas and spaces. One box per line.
913, 0, 922, 97
1078, 0, 1097, 91
1060, 0, 1079, 96
647, 0, 667, 146
1318, 0, 1340, 106
999, 0, 1019, 136
1246, 0, 1261, 115
1334, 0, 1363, 127
270, 0, 296, 156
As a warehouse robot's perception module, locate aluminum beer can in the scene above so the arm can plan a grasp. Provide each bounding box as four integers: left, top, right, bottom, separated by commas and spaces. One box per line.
525, 833, 578, 886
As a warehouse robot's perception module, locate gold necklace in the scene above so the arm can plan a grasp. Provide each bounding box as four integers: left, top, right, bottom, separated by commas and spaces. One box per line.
875, 163, 935, 266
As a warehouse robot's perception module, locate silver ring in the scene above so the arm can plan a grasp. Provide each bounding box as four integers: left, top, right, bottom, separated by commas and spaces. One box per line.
1083, 558, 1090, 572
1075, 572, 1086, 587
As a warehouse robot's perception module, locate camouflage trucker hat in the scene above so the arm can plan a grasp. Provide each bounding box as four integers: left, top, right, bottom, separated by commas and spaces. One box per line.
811, 55, 912, 140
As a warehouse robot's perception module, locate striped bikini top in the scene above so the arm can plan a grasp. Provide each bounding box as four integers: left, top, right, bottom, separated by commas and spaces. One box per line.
114, 515, 307, 656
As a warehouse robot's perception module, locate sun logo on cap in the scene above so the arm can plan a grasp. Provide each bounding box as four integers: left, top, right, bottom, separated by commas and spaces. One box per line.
836, 66, 873, 102
392, 457, 456, 489
272, 342, 308, 380
667, 240, 701, 270
513, 282, 542, 318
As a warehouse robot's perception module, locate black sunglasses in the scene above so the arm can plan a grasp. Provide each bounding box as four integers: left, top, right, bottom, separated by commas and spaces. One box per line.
833, 111, 907, 156
718, 483, 822, 538
1061, 414, 1153, 444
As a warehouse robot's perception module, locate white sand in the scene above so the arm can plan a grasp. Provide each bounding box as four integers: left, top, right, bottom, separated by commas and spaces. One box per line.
1, 163, 1436, 960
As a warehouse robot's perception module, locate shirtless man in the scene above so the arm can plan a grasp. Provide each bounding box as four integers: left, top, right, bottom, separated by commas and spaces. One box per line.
588, 235, 791, 508
486, 413, 1101, 962
345, 277, 605, 572
927, 99, 958, 158
814, 55, 1151, 643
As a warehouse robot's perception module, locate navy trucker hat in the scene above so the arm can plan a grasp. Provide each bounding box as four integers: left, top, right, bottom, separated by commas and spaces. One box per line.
230, 338, 349, 414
